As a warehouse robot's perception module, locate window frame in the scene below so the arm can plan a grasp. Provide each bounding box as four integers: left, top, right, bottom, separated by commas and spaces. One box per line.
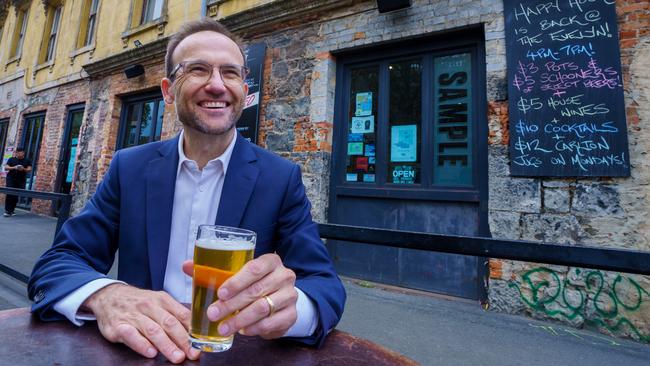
331, 28, 487, 203
10, 8, 29, 60
44, 5, 63, 63
116, 92, 165, 150
140, 0, 164, 25
84, 0, 99, 47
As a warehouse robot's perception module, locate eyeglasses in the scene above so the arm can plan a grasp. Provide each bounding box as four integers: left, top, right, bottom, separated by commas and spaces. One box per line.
169, 61, 249, 85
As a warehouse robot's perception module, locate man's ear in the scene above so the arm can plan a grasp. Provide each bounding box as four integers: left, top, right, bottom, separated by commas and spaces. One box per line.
161, 78, 175, 104
243, 81, 249, 97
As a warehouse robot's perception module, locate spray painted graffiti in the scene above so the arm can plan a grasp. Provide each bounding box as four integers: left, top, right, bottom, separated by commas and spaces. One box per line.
509, 267, 650, 342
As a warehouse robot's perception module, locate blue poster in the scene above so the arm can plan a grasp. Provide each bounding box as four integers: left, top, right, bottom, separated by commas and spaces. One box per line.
348, 133, 363, 142
364, 144, 375, 157
348, 142, 363, 155
66, 138, 78, 183
390, 125, 417, 162
355, 92, 372, 117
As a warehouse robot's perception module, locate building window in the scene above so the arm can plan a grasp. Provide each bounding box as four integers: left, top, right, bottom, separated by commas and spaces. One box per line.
78, 0, 100, 48
10, 8, 28, 58
336, 48, 478, 189
118, 94, 165, 149
140, 0, 163, 24
42, 5, 63, 63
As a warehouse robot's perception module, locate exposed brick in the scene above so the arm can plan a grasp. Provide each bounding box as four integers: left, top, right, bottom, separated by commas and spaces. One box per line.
489, 259, 503, 279
619, 30, 638, 39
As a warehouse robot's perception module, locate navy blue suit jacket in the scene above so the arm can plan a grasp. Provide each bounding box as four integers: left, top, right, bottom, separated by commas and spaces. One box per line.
28, 133, 345, 347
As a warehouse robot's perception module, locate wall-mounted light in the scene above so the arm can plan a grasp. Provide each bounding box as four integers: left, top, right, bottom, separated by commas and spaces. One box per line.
377, 0, 411, 13
133, 39, 143, 48
124, 64, 145, 78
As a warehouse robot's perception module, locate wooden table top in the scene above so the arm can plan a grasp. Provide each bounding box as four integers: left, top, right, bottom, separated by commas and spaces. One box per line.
0, 307, 418, 365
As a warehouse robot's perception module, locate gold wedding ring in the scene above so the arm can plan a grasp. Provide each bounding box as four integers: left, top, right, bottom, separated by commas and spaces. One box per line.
264, 295, 276, 317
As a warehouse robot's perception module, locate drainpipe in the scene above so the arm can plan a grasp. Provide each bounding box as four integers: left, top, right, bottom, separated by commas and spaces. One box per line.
201, 0, 207, 17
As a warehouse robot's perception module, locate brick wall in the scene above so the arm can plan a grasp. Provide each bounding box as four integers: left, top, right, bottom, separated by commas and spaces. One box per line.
72, 61, 170, 214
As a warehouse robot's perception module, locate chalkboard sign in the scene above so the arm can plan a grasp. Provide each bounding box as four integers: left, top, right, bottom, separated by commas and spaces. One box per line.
504, 0, 630, 177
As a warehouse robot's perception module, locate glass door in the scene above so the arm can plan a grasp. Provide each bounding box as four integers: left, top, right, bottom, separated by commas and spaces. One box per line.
19, 113, 45, 208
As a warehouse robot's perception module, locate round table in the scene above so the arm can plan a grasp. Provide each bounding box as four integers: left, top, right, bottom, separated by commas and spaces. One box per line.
0, 308, 418, 365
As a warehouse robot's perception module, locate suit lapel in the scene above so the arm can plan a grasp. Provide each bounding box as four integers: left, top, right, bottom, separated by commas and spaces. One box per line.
216, 134, 259, 227
146, 136, 180, 290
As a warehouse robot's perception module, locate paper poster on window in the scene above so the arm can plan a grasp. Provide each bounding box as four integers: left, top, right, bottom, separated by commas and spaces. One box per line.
355, 156, 369, 172
66, 138, 78, 183
392, 165, 416, 184
348, 142, 363, 155
363, 174, 375, 183
346, 173, 358, 182
1, 147, 13, 178
351, 116, 374, 133
364, 144, 375, 157
348, 133, 363, 142
390, 125, 417, 162
355, 92, 372, 116
368, 157, 376, 164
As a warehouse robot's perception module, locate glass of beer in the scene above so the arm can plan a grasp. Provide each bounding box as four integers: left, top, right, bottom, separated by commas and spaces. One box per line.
190, 225, 256, 352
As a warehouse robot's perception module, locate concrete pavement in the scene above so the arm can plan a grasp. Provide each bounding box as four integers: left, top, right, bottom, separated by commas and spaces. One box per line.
1, 211, 649, 365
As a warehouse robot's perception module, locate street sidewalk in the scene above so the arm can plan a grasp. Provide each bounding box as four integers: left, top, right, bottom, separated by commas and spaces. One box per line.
0, 211, 649, 365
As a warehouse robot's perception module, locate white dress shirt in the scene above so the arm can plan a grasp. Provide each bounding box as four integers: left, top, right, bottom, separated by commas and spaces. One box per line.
53, 130, 317, 337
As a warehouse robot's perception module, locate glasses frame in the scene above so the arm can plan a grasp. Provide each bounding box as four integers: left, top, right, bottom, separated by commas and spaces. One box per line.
169, 61, 250, 85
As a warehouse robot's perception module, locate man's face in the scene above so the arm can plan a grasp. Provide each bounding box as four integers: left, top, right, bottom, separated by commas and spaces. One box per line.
15, 151, 25, 159
161, 31, 249, 136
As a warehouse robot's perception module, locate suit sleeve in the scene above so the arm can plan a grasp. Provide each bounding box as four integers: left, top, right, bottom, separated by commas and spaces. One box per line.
27, 151, 122, 321
274, 164, 346, 348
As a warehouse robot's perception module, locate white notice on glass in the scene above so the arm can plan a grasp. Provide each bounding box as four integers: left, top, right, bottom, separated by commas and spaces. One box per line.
391, 125, 417, 162
351, 116, 374, 134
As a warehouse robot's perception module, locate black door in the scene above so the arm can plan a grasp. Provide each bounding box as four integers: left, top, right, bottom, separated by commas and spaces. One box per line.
0, 119, 8, 164
52, 104, 84, 215
328, 30, 489, 300
18, 113, 45, 208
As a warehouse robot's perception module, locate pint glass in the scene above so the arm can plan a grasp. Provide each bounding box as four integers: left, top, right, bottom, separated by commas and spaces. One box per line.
189, 225, 256, 352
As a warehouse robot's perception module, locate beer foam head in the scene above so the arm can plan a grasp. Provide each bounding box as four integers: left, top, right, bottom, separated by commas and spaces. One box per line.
196, 238, 255, 250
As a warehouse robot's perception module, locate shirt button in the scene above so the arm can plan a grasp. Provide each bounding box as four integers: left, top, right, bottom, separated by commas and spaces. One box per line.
199, 186, 204, 192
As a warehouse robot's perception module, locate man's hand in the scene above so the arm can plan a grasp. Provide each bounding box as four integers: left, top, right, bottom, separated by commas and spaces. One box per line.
182, 254, 298, 339
82, 283, 201, 364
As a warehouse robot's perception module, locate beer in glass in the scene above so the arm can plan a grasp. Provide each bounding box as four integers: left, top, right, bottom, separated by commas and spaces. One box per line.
190, 225, 256, 352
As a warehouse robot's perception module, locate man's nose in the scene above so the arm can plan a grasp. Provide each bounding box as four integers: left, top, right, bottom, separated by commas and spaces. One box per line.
204, 69, 227, 92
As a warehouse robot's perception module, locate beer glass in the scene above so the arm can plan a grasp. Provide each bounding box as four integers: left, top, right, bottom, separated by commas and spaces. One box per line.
190, 225, 256, 352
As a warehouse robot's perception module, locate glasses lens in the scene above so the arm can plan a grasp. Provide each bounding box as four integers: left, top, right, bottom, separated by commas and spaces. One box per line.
220, 65, 245, 82
184, 62, 212, 82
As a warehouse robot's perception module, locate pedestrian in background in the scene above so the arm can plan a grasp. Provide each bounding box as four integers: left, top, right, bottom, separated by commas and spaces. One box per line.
3, 147, 32, 217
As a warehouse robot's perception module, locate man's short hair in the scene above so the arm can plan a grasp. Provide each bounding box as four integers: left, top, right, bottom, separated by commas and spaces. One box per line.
15, 147, 25, 153
165, 18, 246, 79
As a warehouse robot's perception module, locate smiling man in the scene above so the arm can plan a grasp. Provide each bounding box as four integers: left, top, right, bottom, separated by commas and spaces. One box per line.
28, 19, 345, 364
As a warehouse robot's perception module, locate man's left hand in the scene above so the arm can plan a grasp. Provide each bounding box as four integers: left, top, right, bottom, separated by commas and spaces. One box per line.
182, 254, 298, 339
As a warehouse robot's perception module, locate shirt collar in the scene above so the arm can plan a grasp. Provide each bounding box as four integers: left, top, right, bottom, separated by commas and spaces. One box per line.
176, 129, 237, 175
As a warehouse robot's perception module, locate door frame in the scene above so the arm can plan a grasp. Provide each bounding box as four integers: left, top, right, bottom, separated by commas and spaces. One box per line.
54, 103, 85, 194
19, 111, 46, 208
328, 26, 489, 300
